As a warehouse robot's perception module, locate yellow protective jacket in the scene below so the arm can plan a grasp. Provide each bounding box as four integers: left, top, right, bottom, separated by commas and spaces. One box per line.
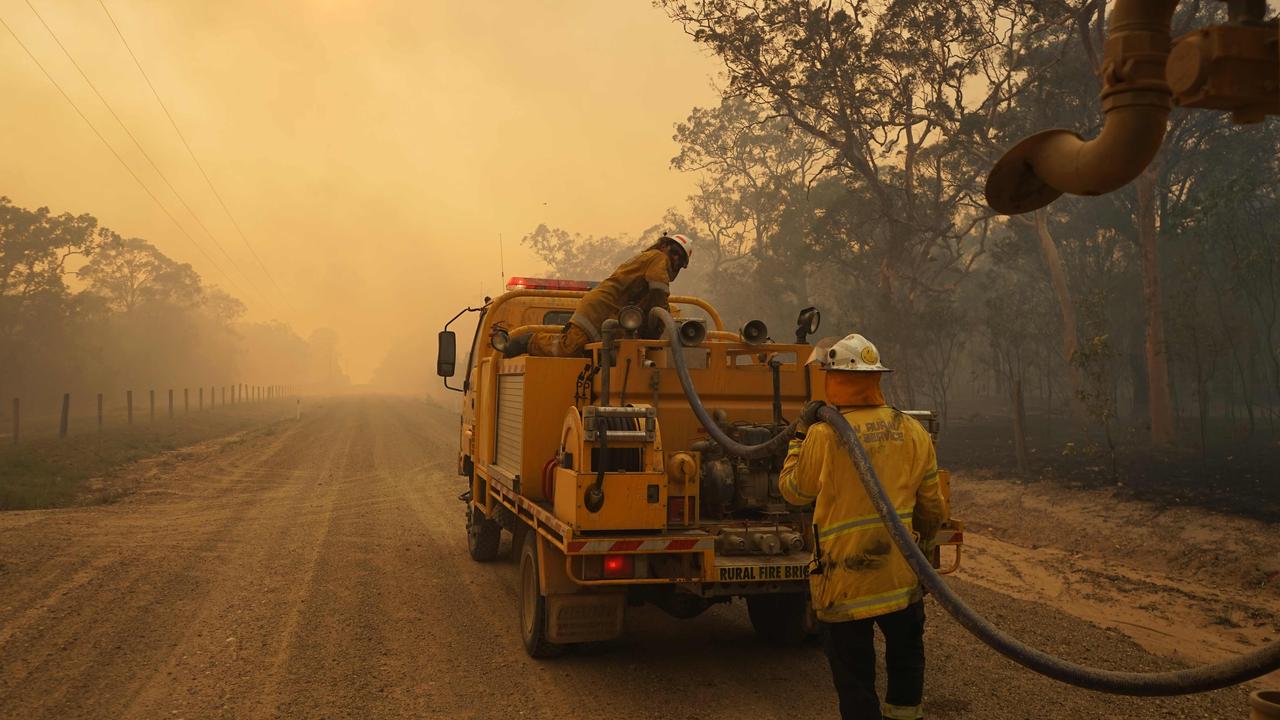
779, 406, 947, 622
570, 249, 671, 341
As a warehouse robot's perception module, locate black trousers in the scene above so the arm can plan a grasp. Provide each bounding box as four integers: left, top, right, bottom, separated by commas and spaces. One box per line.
820, 601, 926, 719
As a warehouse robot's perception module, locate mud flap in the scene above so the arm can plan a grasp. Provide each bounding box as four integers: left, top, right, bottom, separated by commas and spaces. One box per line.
545, 593, 625, 644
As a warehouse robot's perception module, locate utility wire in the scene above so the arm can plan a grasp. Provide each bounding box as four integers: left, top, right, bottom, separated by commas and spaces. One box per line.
96, 0, 294, 312
0, 12, 243, 295
22, 0, 277, 313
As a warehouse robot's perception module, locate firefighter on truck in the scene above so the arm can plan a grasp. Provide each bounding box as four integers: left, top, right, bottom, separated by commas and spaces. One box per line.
502, 234, 692, 358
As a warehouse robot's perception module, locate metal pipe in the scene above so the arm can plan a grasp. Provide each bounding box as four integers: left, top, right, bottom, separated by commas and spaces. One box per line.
668, 295, 725, 330
770, 357, 784, 426
986, 0, 1179, 215
599, 319, 618, 407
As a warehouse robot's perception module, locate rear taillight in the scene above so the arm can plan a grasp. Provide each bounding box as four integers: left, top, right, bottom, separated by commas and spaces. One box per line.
603, 554, 634, 579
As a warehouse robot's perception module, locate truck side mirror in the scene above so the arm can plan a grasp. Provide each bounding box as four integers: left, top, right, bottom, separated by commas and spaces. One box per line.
437, 331, 457, 377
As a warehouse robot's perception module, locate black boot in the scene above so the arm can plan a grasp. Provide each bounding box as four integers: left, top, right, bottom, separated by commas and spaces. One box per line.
504, 333, 533, 358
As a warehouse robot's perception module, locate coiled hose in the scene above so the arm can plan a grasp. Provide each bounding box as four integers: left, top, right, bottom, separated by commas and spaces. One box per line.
652, 307, 1280, 696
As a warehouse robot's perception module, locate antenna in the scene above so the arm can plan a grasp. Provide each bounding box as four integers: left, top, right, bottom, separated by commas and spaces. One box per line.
498, 233, 506, 285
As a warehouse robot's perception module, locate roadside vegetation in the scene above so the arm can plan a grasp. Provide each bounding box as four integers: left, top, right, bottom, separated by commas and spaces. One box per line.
0, 400, 292, 510
0, 196, 352, 428
0, 197, 356, 511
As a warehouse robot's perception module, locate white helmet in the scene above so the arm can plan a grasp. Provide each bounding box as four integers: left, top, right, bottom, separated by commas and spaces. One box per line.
824, 333, 891, 372
663, 234, 692, 268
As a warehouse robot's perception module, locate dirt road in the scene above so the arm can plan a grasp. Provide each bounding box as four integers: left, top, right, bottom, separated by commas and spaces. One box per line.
0, 396, 1271, 719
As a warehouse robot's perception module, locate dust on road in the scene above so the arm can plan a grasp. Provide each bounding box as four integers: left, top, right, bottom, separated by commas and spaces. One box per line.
0, 396, 1264, 719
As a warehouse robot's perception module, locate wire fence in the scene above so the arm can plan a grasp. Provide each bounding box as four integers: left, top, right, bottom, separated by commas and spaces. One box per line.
5, 384, 290, 444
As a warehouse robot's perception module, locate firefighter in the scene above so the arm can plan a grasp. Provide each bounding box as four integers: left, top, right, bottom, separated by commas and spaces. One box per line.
779, 333, 947, 720
504, 234, 692, 357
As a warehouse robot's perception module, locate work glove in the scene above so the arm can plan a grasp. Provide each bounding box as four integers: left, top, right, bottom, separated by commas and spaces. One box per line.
797, 400, 827, 434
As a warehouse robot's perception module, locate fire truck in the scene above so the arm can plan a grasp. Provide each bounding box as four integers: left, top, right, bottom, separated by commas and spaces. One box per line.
437, 277, 963, 657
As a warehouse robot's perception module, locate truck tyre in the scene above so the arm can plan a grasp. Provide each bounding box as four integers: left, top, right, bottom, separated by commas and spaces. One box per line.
467, 505, 501, 562
519, 534, 565, 658
746, 593, 809, 645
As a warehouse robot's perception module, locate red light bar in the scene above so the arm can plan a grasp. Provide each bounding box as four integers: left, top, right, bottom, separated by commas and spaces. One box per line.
505, 276, 598, 292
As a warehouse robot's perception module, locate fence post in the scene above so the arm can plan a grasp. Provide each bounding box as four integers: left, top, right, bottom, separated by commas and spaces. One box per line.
60, 393, 70, 438
168, 389, 174, 419
97, 393, 103, 432
198, 387, 203, 410
149, 389, 155, 422
127, 390, 133, 425
184, 388, 189, 413
12, 397, 19, 444
221, 386, 226, 405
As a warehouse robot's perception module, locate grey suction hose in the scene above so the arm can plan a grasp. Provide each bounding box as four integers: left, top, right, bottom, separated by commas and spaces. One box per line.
817, 406, 1280, 696
652, 308, 794, 459
654, 307, 1280, 695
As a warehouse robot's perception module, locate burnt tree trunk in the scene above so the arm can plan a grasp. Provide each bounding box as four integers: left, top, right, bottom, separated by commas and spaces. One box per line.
1012, 375, 1029, 475
1135, 166, 1174, 445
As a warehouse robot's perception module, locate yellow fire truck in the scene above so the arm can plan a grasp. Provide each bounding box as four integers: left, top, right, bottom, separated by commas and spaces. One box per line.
437, 277, 963, 657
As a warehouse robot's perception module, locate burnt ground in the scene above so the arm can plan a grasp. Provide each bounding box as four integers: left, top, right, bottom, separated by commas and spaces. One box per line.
938, 412, 1280, 522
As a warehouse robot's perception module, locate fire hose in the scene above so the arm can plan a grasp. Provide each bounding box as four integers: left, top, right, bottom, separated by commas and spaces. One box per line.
651, 307, 1280, 696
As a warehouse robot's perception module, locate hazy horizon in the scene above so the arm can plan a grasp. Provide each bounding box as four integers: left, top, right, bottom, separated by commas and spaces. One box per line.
0, 0, 721, 382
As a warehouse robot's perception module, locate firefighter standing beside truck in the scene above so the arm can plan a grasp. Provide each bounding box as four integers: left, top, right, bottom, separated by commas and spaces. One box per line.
503, 234, 692, 357
779, 333, 947, 720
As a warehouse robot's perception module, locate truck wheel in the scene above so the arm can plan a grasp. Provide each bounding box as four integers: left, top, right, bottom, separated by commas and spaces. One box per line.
519, 534, 565, 658
467, 506, 501, 562
746, 593, 809, 645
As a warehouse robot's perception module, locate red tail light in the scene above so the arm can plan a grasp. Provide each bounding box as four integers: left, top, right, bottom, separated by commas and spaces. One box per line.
603, 554, 634, 579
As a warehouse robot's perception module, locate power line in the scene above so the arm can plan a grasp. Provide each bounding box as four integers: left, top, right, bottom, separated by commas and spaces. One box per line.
96, 0, 293, 312
21, 0, 278, 313
0, 12, 244, 295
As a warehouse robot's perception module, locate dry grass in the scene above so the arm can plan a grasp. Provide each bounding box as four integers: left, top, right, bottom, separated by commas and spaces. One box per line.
0, 400, 296, 510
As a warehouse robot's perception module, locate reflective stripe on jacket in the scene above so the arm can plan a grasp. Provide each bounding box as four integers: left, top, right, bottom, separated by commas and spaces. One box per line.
572, 249, 671, 335
779, 406, 947, 622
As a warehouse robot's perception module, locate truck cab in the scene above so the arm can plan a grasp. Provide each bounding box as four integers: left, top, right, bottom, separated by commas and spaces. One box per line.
437, 277, 962, 657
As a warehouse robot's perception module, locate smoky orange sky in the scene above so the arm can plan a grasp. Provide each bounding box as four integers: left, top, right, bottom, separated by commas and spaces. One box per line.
0, 0, 721, 381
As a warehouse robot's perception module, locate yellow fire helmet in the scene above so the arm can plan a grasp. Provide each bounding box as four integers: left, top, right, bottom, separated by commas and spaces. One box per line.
823, 333, 892, 372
